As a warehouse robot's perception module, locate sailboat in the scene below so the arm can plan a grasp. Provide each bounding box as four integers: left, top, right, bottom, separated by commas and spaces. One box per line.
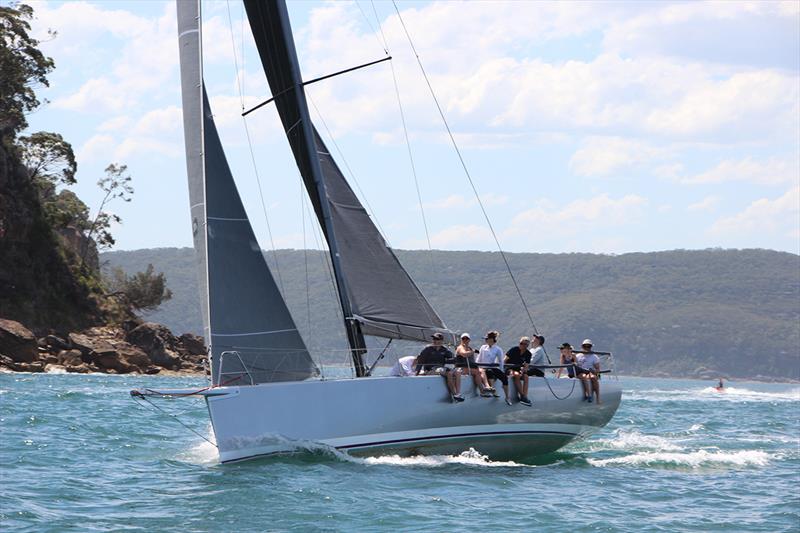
133, 0, 622, 464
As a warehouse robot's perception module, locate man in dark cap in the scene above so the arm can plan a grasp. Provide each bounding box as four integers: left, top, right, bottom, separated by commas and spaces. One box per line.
415, 332, 463, 402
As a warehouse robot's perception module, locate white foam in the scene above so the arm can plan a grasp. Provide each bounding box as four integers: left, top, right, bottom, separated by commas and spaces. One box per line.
592, 429, 683, 452
626, 386, 800, 403
357, 448, 533, 468
175, 424, 219, 465
588, 449, 770, 468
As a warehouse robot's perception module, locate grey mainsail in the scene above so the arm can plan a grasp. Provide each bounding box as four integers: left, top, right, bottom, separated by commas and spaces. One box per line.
244, 0, 452, 351
177, 0, 318, 385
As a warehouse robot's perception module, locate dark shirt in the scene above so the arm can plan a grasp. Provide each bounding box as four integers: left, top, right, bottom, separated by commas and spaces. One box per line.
415, 345, 454, 373
505, 346, 531, 368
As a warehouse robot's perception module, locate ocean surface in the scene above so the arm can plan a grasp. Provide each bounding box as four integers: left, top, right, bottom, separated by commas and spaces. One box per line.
1, 373, 798, 532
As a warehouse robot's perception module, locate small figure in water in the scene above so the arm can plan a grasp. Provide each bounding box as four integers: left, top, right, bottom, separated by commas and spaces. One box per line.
716, 377, 724, 391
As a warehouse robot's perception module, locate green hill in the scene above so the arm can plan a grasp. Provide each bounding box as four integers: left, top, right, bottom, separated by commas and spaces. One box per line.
101, 248, 800, 381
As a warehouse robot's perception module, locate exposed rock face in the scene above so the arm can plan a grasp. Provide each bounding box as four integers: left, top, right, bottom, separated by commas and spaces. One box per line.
0, 318, 38, 363
126, 322, 182, 370
178, 333, 206, 356
0, 318, 206, 375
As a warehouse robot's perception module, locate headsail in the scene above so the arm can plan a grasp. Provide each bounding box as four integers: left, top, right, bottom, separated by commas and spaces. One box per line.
244, 0, 452, 351
177, 0, 318, 385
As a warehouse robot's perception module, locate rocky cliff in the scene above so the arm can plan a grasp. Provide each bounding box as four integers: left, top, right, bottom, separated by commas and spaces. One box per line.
0, 141, 103, 333
0, 318, 206, 375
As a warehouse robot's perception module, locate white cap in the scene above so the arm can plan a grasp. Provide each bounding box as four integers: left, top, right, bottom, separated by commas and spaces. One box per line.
460, 332, 471, 339
582, 338, 593, 346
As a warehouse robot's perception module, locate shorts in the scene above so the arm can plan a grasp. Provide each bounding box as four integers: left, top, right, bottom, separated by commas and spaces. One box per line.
526, 367, 544, 378
484, 367, 508, 385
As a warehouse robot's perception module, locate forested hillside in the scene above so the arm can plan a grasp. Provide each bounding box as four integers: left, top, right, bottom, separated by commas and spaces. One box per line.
102, 248, 800, 381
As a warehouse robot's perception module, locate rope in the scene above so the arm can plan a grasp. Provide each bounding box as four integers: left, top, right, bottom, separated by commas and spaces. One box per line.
390, 1, 543, 344
225, 0, 286, 295
372, 0, 432, 253
131, 394, 218, 448
540, 374, 577, 401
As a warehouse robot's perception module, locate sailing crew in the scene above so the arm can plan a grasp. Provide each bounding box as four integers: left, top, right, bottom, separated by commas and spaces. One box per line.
476, 331, 511, 405
389, 355, 417, 377
455, 333, 493, 396
576, 339, 601, 404
415, 332, 464, 402
527, 335, 546, 378
505, 337, 532, 406
556, 342, 576, 379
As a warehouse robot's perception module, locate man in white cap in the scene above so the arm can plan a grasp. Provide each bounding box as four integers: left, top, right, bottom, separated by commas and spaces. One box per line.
476, 330, 512, 405
576, 339, 601, 403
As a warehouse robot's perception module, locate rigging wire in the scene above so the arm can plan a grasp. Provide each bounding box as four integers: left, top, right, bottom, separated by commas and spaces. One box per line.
390, 1, 546, 359
301, 182, 311, 333
306, 94, 391, 244
131, 395, 218, 448
371, 0, 432, 253
225, 0, 286, 294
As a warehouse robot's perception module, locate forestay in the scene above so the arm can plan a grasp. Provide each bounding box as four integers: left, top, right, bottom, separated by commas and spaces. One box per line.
177, 0, 318, 385
244, 0, 452, 345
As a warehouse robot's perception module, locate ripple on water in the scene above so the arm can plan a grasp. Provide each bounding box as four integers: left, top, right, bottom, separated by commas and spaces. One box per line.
1, 374, 798, 532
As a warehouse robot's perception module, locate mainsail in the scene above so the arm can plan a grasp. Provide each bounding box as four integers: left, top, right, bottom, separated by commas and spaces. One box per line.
177, 0, 318, 385
243, 0, 452, 358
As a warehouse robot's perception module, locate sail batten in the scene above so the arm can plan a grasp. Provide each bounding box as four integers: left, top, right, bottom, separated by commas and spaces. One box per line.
244, 0, 451, 349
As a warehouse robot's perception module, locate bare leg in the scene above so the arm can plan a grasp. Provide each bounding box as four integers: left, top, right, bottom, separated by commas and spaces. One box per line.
522, 374, 529, 397
579, 376, 590, 398
592, 377, 600, 404
512, 372, 522, 398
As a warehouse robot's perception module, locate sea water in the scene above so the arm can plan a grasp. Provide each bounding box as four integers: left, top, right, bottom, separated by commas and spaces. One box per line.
1, 374, 798, 532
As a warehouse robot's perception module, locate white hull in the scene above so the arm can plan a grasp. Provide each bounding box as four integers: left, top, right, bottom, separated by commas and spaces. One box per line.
203, 375, 621, 463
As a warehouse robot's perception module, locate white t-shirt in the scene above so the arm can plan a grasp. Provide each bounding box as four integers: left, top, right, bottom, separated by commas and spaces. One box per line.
389, 355, 416, 377
476, 344, 504, 371
530, 346, 545, 367
577, 353, 600, 372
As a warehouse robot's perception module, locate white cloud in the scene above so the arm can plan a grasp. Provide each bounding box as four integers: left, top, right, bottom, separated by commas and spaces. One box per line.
426, 224, 493, 249
77, 134, 115, 163
710, 187, 800, 237
506, 193, 649, 238
645, 71, 799, 137
42, 2, 178, 114
131, 106, 182, 136
97, 116, 131, 132
603, 1, 800, 70
682, 157, 800, 186
569, 136, 668, 177
687, 196, 719, 212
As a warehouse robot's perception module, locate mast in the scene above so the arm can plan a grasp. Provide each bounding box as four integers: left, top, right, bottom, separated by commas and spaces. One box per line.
244, 0, 367, 376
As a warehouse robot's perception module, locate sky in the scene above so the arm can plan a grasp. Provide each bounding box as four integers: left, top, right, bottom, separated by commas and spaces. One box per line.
22, 0, 800, 255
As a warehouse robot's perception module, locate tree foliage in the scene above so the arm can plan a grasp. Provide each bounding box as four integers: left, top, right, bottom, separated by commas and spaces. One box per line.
107, 263, 173, 313
0, 3, 55, 138
18, 131, 77, 186
85, 163, 134, 255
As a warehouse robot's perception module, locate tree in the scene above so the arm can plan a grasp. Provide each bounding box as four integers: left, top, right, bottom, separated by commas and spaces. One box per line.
107, 264, 173, 313
83, 163, 134, 258
18, 131, 77, 187
0, 3, 55, 139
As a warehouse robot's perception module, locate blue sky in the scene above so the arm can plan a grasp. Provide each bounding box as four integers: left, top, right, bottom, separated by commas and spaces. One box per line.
24, 0, 800, 255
